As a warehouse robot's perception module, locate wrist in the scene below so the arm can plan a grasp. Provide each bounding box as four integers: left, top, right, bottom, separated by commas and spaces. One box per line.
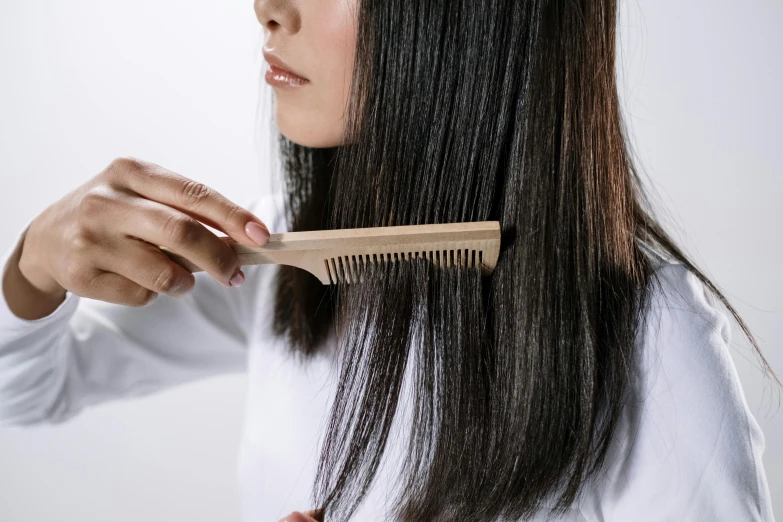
17, 227, 65, 299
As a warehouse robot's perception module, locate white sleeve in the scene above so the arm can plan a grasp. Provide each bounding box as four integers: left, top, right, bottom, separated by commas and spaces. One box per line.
591, 262, 775, 521
0, 193, 283, 426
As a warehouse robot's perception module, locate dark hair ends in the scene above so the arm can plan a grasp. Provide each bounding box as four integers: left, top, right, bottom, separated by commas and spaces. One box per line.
267, 0, 780, 520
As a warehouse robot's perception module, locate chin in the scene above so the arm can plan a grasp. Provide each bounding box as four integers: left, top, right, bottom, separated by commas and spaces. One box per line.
274, 104, 344, 149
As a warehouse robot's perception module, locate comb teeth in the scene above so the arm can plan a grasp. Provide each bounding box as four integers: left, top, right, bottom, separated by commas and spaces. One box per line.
324, 249, 484, 285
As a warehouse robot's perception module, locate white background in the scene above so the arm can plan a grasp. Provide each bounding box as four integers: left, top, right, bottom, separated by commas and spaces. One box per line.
0, 1, 780, 520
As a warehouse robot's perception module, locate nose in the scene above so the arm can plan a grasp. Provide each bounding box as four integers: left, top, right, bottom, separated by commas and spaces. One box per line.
254, 0, 302, 34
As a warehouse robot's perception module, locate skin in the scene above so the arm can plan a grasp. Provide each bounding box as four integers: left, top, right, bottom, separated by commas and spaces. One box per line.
255, 0, 358, 148
2, 156, 272, 319
280, 511, 322, 522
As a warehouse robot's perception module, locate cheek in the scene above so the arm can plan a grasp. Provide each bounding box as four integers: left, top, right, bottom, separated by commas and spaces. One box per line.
273, 1, 357, 148
303, 2, 357, 140
313, 2, 357, 105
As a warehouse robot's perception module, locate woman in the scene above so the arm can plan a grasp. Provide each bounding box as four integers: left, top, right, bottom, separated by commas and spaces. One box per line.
0, 0, 777, 521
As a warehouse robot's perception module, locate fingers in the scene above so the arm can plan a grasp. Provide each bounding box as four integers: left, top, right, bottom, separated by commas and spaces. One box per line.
109, 194, 243, 287
278, 512, 319, 522
91, 233, 197, 299
106, 156, 270, 248
303, 509, 324, 522
71, 266, 160, 308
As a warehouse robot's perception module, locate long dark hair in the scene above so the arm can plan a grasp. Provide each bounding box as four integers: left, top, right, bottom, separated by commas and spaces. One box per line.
265, 1, 780, 520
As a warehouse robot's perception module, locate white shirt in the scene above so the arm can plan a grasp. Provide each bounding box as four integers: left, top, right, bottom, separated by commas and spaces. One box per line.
0, 192, 775, 521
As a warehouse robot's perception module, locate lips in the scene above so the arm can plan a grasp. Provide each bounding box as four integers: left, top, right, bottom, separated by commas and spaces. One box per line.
262, 48, 309, 88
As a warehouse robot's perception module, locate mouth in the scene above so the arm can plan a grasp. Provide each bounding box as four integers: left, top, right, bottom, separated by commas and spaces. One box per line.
262, 48, 309, 88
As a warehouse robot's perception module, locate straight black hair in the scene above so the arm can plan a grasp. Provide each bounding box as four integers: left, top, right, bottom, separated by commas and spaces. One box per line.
265, 0, 780, 520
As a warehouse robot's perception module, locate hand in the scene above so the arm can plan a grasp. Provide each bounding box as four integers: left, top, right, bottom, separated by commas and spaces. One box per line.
18, 156, 271, 306
277, 510, 324, 522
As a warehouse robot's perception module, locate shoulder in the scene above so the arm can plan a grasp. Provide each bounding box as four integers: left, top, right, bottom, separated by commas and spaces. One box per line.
632, 243, 744, 400
578, 245, 774, 520
637, 247, 734, 388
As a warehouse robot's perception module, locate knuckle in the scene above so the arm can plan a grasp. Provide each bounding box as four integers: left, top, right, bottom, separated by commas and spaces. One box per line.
178, 180, 213, 209
62, 261, 91, 289
115, 156, 143, 170
77, 188, 114, 223
151, 266, 180, 294
105, 157, 124, 174
105, 156, 155, 187
163, 214, 200, 246
224, 204, 245, 225
65, 225, 96, 256
105, 156, 140, 177
58, 238, 95, 289
214, 247, 238, 276
130, 288, 158, 307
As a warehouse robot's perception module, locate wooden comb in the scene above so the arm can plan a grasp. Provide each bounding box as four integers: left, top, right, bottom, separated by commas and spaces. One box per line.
161, 221, 500, 285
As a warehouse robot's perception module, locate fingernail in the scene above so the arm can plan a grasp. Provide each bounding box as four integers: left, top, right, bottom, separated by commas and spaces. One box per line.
245, 222, 270, 246
229, 269, 245, 287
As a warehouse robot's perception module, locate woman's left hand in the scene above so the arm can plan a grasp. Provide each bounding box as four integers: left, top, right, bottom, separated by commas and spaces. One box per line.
277, 510, 322, 522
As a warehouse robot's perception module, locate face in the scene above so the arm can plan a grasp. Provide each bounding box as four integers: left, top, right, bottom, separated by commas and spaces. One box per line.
254, 0, 358, 148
